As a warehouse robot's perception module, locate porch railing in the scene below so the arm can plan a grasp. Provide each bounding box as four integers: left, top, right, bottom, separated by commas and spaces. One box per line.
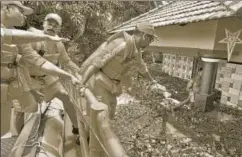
61, 67, 128, 157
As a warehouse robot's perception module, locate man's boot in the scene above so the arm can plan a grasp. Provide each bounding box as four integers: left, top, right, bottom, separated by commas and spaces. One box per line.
72, 126, 80, 145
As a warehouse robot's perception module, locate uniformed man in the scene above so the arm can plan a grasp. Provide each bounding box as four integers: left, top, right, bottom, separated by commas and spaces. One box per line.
79, 21, 165, 156
1, 1, 81, 136
27, 13, 81, 136
80, 21, 164, 119
173, 67, 203, 111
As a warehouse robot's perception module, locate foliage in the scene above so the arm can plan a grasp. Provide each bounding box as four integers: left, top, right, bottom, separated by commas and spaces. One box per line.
23, 1, 154, 66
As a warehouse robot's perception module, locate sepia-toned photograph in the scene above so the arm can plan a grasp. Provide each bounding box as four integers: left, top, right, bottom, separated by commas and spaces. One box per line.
1, 1, 242, 157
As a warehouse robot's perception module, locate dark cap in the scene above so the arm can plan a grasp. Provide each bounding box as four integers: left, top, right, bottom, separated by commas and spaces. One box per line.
2, 1, 33, 15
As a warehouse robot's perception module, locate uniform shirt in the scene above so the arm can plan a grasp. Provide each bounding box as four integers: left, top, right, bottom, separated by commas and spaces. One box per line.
18, 43, 47, 67
28, 40, 79, 76
89, 32, 149, 80
27, 28, 80, 76
1, 25, 47, 67
1, 25, 47, 91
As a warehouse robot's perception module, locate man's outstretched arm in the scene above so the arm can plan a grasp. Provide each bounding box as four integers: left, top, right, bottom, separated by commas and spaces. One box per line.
80, 65, 99, 85
134, 50, 156, 82
18, 44, 80, 84
134, 50, 167, 92
1, 28, 68, 45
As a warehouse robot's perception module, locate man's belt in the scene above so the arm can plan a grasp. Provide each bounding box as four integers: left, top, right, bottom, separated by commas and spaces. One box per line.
30, 75, 47, 85
1, 61, 17, 69
1, 61, 17, 84
100, 69, 121, 85
30, 75, 47, 79
38, 50, 46, 57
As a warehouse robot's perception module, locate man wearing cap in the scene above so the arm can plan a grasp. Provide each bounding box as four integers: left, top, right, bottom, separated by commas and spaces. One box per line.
80, 21, 164, 156
1, 1, 69, 44
1, 1, 81, 136
26, 13, 81, 137
81, 21, 164, 118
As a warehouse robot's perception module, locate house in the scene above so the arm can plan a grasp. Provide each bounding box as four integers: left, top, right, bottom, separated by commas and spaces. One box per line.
109, 1, 242, 110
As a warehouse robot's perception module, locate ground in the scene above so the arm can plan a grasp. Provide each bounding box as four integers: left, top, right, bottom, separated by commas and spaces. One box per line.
2, 63, 242, 157
113, 63, 242, 157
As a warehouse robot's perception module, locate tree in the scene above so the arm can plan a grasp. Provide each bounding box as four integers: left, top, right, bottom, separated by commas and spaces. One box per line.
23, 1, 154, 66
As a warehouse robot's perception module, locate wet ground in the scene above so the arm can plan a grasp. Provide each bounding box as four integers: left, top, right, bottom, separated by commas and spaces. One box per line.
114, 96, 242, 156
113, 64, 242, 157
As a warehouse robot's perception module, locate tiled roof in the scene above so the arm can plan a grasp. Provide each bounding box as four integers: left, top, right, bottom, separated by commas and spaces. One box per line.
109, 1, 242, 33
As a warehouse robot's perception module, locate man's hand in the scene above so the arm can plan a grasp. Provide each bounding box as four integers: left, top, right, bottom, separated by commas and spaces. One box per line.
91, 101, 108, 111
74, 72, 82, 81
70, 75, 81, 85
46, 35, 70, 42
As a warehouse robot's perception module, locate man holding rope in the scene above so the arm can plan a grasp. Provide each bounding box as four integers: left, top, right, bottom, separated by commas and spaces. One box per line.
26, 13, 82, 140
80, 21, 165, 156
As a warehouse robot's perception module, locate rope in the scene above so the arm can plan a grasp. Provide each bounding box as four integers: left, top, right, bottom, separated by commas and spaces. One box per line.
26, 102, 50, 142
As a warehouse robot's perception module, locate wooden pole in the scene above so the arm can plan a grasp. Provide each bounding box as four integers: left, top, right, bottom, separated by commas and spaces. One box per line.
97, 110, 128, 157
76, 110, 89, 157
82, 88, 128, 157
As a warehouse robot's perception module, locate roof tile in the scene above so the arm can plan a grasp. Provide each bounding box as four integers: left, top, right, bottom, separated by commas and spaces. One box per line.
110, 1, 242, 33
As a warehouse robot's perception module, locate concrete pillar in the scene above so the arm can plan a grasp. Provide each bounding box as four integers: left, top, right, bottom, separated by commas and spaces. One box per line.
195, 58, 219, 112
200, 58, 219, 94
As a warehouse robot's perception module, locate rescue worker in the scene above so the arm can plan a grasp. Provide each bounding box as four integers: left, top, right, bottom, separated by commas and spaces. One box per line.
80, 21, 164, 119
1, 1, 80, 136
27, 13, 81, 137
80, 21, 165, 156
